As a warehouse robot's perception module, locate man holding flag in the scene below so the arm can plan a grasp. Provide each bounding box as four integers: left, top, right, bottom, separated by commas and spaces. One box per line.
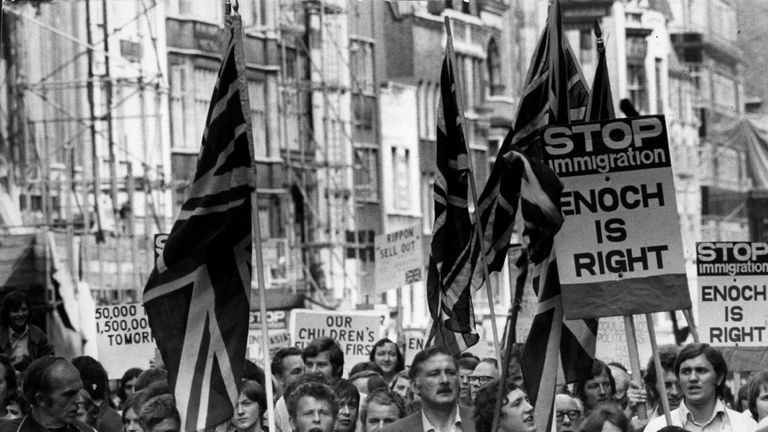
143, 13, 254, 432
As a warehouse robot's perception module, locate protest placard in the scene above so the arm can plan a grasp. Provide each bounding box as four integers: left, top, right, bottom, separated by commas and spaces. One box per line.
402, 328, 426, 366
542, 115, 690, 319
374, 225, 423, 295
246, 309, 292, 366
595, 315, 652, 370
290, 309, 384, 375
697, 242, 768, 347
95, 303, 156, 379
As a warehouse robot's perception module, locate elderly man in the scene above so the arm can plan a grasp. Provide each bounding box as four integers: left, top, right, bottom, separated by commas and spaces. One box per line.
644, 343, 757, 432
287, 382, 338, 432
469, 359, 499, 404
382, 346, 475, 432
0, 356, 96, 432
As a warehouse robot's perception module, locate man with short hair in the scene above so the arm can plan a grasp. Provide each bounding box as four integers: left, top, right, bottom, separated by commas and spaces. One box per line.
287, 382, 338, 432
469, 359, 499, 404
72, 356, 122, 432
382, 346, 476, 432
645, 343, 757, 432
0, 357, 96, 432
554, 393, 582, 432
361, 389, 406, 432
456, 357, 479, 407
302, 337, 344, 385
138, 394, 180, 432
272, 347, 305, 397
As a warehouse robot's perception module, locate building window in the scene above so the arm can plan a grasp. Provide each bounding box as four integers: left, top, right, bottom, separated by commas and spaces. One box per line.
248, 81, 268, 157
486, 39, 503, 96
580, 29, 594, 65
169, 64, 190, 151
392, 147, 410, 211
350, 39, 375, 94
169, 0, 223, 24
627, 63, 648, 113
354, 147, 379, 202
655, 58, 664, 114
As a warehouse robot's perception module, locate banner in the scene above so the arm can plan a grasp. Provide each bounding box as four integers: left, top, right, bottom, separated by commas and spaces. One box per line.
95, 303, 156, 379
543, 115, 690, 319
289, 309, 385, 375
402, 328, 426, 366
246, 310, 291, 366
697, 242, 768, 346
374, 225, 423, 294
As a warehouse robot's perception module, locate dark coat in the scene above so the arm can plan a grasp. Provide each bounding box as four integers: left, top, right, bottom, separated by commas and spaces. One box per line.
0, 324, 54, 368
382, 406, 476, 432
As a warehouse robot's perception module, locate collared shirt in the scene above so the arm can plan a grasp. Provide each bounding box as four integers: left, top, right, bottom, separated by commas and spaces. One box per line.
420, 407, 462, 432
644, 400, 757, 432
8, 327, 29, 365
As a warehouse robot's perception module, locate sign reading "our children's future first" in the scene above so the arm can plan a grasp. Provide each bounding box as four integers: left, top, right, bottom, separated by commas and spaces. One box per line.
697, 242, 768, 346
542, 115, 691, 319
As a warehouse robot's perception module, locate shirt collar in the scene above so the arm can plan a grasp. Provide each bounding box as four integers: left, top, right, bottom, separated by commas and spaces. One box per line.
421, 406, 461, 432
679, 399, 727, 426
10, 326, 28, 340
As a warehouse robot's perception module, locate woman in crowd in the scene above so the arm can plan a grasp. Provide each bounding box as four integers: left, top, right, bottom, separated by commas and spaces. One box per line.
0, 291, 53, 372
748, 371, 768, 431
334, 379, 360, 432
474, 379, 535, 432
369, 339, 404, 385
575, 405, 629, 432
573, 360, 615, 416
360, 388, 406, 432
231, 379, 267, 432
0, 355, 18, 420
122, 391, 145, 432
115, 368, 143, 409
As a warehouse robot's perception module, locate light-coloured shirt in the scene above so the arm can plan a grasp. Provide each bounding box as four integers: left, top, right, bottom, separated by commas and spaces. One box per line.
644, 400, 757, 432
420, 407, 462, 432
274, 396, 291, 432
9, 326, 28, 365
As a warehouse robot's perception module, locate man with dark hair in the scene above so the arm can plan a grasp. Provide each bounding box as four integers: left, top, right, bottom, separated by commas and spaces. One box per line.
382, 346, 475, 432
645, 343, 757, 432
361, 388, 406, 432
72, 356, 122, 432
287, 382, 338, 432
302, 337, 344, 385
0, 356, 96, 432
271, 347, 305, 397
456, 357, 479, 407
138, 394, 180, 432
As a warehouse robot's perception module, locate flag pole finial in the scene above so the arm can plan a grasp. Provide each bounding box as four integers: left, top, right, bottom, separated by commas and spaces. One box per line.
225, 0, 239, 16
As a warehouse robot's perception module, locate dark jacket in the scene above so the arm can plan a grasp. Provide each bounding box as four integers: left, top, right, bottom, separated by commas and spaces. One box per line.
382, 406, 476, 432
0, 415, 96, 432
0, 325, 54, 369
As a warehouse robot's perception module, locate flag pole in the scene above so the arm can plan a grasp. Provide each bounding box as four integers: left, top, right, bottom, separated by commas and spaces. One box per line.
229, 1, 276, 430
681, 308, 700, 343
623, 315, 647, 420
646, 313, 672, 425
443, 16, 502, 365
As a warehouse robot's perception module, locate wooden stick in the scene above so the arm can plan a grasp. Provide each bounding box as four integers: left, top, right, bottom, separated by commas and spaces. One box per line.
646, 313, 672, 425
682, 308, 700, 343
443, 16, 502, 365
624, 315, 647, 420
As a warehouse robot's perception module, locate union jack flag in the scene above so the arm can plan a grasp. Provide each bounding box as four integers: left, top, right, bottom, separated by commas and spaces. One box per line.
143, 16, 252, 432
426, 48, 479, 355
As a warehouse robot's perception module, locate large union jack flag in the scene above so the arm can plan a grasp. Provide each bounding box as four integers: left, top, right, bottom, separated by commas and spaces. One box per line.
143, 16, 253, 432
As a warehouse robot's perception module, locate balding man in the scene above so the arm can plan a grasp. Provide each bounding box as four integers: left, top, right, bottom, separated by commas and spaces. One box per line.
0, 356, 96, 432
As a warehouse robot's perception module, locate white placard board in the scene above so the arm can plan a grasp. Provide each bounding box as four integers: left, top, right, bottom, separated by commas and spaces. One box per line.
374, 226, 423, 294
95, 303, 156, 379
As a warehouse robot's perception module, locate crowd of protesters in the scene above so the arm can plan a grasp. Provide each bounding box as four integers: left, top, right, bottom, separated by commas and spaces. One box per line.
1, 290, 768, 432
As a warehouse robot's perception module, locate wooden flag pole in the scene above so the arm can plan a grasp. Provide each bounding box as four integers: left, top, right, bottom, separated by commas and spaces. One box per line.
681, 308, 700, 343
646, 313, 672, 425
623, 315, 647, 420
443, 16, 502, 365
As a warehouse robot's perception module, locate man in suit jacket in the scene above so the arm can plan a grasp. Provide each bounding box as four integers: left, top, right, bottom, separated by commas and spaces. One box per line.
382, 346, 475, 432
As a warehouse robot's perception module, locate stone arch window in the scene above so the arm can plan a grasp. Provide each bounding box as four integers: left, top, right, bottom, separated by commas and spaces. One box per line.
487, 38, 504, 96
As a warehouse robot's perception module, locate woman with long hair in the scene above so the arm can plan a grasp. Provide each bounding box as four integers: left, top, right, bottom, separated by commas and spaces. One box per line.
232, 379, 267, 432
368, 339, 404, 385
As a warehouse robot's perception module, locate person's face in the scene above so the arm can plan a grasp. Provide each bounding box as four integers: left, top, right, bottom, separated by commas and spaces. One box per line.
364, 402, 400, 432
459, 368, 473, 404
392, 377, 409, 400
335, 398, 358, 432
290, 396, 335, 432
374, 343, 398, 375
470, 362, 499, 402
583, 370, 613, 409
123, 408, 143, 432
9, 303, 29, 330
305, 352, 336, 383
75, 393, 98, 426
147, 418, 180, 432
662, 370, 683, 410
508, 359, 523, 388
281, 355, 305, 387
498, 389, 534, 432
554, 394, 582, 432
412, 353, 459, 408
756, 385, 768, 421
678, 354, 721, 407
233, 392, 261, 432
600, 422, 622, 432
124, 377, 138, 397
40, 362, 84, 426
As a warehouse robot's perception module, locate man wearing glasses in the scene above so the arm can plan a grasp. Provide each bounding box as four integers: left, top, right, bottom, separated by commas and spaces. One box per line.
554, 394, 583, 432
469, 358, 499, 404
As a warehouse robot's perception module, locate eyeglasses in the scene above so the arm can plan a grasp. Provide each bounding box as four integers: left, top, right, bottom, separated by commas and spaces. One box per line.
469, 376, 495, 385
555, 410, 581, 421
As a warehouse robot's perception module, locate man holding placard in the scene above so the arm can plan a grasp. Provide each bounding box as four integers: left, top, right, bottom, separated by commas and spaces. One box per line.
644, 343, 756, 432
